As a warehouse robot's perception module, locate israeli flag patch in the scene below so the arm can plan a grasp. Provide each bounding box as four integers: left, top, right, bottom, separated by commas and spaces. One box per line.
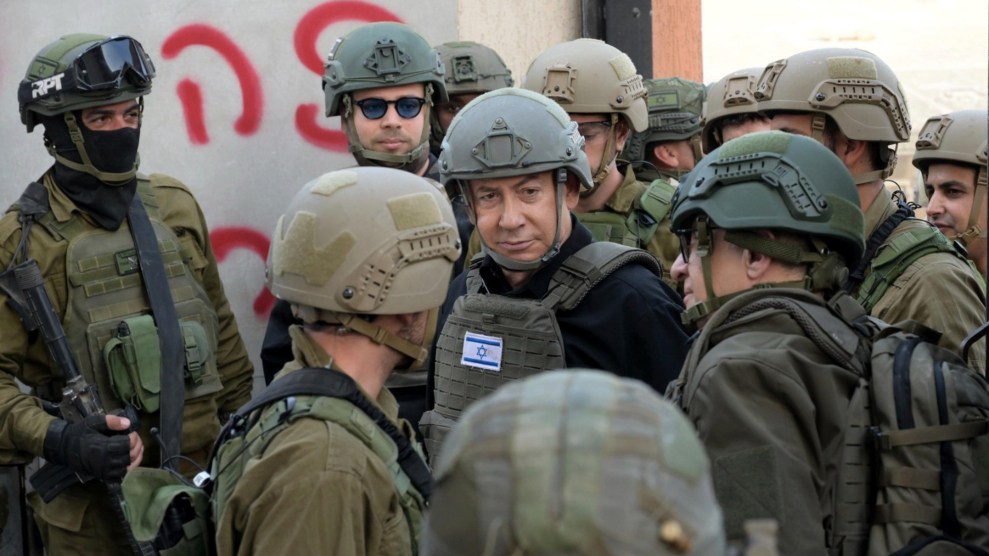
461, 331, 503, 372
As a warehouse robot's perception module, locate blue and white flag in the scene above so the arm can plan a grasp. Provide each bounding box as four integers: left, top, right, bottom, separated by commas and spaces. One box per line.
461, 331, 503, 372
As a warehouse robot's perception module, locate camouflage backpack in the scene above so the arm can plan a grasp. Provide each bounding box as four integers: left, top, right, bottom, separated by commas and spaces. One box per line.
726, 293, 989, 555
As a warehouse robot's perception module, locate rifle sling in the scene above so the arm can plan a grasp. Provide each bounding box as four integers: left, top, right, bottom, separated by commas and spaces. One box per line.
127, 195, 184, 470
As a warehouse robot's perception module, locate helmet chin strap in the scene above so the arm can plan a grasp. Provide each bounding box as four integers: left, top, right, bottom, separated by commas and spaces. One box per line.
587, 113, 619, 193
47, 109, 140, 185
955, 168, 988, 246
333, 309, 436, 371
462, 170, 567, 272
812, 114, 897, 184
343, 89, 433, 174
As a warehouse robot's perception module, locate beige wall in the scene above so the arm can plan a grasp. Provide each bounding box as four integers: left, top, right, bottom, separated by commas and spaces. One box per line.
456, 0, 582, 85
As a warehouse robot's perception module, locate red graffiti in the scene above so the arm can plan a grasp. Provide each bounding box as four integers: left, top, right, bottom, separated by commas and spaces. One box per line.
161, 24, 264, 144
210, 227, 275, 317
293, 1, 404, 152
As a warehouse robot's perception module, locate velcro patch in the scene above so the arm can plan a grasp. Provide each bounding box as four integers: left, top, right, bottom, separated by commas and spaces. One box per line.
461, 331, 503, 372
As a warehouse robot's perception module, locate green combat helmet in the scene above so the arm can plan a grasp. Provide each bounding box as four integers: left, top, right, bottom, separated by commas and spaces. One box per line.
18, 33, 155, 182
702, 67, 764, 152
671, 131, 865, 327
430, 40, 514, 153
421, 369, 727, 556
266, 166, 461, 368
322, 22, 448, 172
753, 48, 911, 184
522, 38, 648, 186
624, 77, 706, 169
913, 109, 988, 248
438, 87, 592, 272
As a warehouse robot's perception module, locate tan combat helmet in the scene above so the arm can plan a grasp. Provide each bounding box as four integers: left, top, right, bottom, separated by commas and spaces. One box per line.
624, 77, 706, 167
322, 22, 448, 172
753, 48, 911, 184
522, 38, 648, 185
702, 67, 764, 153
421, 369, 726, 556
266, 166, 461, 368
913, 109, 989, 247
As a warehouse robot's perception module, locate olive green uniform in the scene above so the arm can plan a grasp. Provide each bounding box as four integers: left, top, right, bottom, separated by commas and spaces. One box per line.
0, 173, 253, 554
860, 189, 986, 370
667, 288, 862, 555
215, 326, 424, 556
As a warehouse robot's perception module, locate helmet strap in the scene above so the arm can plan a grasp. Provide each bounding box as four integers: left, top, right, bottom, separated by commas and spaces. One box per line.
956, 168, 988, 245
688, 133, 704, 166
588, 113, 620, 190
49, 108, 140, 185
343, 92, 432, 174
466, 170, 567, 272
334, 311, 432, 370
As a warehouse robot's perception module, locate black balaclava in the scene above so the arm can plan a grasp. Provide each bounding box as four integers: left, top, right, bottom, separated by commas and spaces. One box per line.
40, 112, 140, 230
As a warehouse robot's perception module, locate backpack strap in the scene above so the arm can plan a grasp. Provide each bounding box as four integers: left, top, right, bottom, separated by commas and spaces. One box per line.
212, 368, 432, 501
844, 196, 912, 294
543, 242, 662, 311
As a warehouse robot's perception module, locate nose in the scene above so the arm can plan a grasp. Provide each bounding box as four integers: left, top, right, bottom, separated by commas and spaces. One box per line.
670, 253, 689, 282
498, 193, 526, 230
379, 104, 403, 128
926, 191, 944, 218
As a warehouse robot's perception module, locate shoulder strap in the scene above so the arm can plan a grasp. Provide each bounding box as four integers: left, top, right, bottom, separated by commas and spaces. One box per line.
464, 255, 485, 294
127, 193, 185, 469
213, 368, 432, 501
543, 242, 661, 311
844, 196, 912, 293
854, 222, 966, 312
7, 182, 50, 270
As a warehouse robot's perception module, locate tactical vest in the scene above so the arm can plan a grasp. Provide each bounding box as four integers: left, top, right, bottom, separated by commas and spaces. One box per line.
211, 376, 427, 553
577, 178, 676, 248
421, 242, 661, 458
22, 177, 222, 414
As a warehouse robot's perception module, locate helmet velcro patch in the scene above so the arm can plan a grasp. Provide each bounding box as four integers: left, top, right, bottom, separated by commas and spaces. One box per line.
826, 56, 878, 80
273, 212, 355, 286
311, 170, 358, 197
717, 131, 791, 159
608, 53, 636, 80
387, 192, 443, 230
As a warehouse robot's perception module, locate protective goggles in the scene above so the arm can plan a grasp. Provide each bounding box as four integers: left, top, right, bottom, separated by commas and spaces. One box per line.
19, 36, 155, 103
354, 97, 426, 120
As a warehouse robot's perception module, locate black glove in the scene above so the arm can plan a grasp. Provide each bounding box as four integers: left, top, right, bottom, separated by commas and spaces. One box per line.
42, 415, 131, 482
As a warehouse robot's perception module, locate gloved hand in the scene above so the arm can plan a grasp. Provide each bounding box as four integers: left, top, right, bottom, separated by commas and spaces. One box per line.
42, 414, 131, 482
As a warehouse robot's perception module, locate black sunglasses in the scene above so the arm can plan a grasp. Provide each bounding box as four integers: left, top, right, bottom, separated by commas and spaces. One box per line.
354, 97, 426, 120
674, 220, 718, 262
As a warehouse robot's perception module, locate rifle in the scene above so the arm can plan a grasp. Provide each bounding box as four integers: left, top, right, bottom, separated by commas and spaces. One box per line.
14, 259, 157, 556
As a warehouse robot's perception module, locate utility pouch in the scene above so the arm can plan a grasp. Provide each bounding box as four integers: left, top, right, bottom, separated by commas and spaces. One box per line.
104, 315, 161, 412
180, 320, 211, 387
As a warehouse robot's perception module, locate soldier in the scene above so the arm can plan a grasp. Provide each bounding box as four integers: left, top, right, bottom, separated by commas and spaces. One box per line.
666, 131, 870, 553
701, 67, 770, 152
261, 22, 455, 430
430, 40, 514, 156
0, 33, 253, 554
422, 369, 727, 556
913, 109, 988, 279
519, 39, 675, 267
755, 47, 986, 370
213, 166, 460, 555
623, 77, 706, 287
420, 88, 688, 457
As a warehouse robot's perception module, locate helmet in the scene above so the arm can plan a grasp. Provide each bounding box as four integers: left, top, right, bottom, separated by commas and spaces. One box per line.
266, 166, 461, 365
522, 38, 648, 132
421, 369, 726, 556
624, 77, 705, 164
322, 22, 447, 116
753, 48, 911, 182
19, 33, 155, 132
438, 88, 591, 271
436, 41, 513, 97
913, 109, 988, 246
322, 22, 448, 172
702, 67, 764, 153
430, 41, 514, 153
671, 131, 864, 325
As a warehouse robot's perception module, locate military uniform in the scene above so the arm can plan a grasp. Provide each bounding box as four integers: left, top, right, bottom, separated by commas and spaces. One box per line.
215, 327, 424, 556
0, 173, 253, 553
858, 189, 986, 370
667, 288, 862, 555
626, 166, 682, 290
